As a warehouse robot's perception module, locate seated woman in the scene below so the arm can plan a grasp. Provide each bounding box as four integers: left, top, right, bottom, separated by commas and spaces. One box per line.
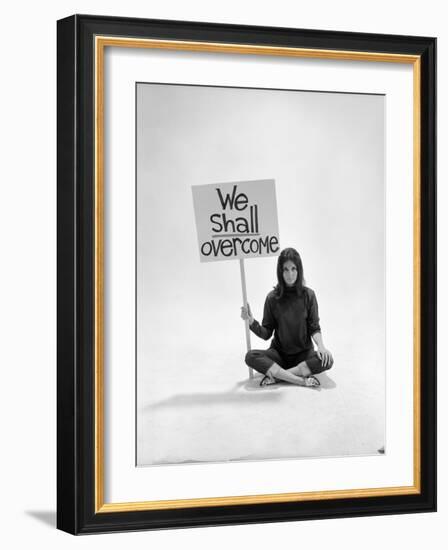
241, 247, 333, 387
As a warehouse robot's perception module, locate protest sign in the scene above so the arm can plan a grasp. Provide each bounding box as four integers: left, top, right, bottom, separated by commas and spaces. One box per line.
191, 179, 279, 262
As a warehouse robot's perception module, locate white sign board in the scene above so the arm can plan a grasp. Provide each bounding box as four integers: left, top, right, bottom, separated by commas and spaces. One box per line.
192, 179, 280, 262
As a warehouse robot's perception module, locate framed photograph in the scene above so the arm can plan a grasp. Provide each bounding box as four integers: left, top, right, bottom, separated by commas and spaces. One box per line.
57, 14, 436, 534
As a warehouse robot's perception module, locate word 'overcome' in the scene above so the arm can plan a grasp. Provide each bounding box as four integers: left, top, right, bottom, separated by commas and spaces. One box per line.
200, 185, 279, 258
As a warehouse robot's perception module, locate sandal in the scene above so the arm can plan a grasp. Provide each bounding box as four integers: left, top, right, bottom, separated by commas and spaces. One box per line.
305, 376, 320, 387
260, 375, 277, 387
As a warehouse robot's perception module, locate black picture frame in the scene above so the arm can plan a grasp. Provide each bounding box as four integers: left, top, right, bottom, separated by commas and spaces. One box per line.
57, 14, 436, 535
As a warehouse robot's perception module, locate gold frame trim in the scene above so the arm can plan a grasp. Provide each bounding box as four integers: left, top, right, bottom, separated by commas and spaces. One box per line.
94, 36, 421, 513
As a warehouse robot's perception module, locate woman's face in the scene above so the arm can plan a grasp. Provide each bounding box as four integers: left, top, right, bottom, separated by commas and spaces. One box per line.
282, 260, 298, 287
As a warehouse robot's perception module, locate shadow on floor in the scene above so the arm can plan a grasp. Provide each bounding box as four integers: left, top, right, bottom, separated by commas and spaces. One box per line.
316, 372, 337, 389
25, 510, 56, 528
144, 373, 336, 411
239, 373, 337, 391
144, 385, 284, 411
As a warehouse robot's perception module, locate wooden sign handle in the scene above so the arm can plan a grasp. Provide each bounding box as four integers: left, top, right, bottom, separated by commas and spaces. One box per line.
239, 258, 253, 378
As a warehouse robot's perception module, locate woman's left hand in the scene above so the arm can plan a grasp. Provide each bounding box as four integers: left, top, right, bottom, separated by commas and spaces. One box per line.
317, 346, 333, 368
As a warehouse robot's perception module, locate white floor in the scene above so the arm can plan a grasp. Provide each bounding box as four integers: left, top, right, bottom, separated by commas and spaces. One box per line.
137, 343, 385, 466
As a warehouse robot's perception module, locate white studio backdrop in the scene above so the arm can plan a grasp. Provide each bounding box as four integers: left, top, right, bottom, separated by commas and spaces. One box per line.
0, 1, 445, 549
135, 82, 385, 466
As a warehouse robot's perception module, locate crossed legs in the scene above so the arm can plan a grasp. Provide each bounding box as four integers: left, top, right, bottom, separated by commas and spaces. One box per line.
245, 348, 327, 387
264, 362, 312, 386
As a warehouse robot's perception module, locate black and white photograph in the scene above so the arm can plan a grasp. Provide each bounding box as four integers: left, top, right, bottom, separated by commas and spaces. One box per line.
136, 82, 385, 466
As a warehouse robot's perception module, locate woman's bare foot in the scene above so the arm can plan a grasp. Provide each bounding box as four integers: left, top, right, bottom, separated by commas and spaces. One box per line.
260, 374, 277, 387
305, 375, 320, 387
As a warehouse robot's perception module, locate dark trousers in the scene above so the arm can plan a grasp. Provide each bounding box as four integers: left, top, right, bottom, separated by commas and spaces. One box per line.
245, 347, 333, 376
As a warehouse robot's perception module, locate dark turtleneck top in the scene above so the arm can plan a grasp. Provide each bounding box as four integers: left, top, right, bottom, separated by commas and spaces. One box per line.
249, 286, 321, 355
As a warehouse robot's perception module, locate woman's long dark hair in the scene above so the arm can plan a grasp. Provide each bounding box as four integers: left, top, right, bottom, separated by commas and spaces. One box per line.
274, 248, 305, 299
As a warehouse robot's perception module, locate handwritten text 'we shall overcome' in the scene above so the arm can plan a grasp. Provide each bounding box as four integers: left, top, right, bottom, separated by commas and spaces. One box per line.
200, 185, 279, 258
